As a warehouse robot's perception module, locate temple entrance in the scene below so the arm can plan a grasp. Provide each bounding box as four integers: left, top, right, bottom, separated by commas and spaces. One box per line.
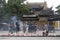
39, 17, 48, 26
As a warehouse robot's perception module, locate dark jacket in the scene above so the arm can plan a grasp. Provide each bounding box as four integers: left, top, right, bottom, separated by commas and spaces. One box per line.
16, 22, 20, 31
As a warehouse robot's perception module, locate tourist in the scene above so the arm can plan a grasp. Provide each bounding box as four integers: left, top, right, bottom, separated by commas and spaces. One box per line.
24, 22, 29, 33
16, 21, 20, 33
19, 20, 24, 31
9, 22, 14, 34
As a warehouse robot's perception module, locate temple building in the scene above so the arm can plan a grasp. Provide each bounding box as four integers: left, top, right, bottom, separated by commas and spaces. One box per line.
21, 1, 59, 30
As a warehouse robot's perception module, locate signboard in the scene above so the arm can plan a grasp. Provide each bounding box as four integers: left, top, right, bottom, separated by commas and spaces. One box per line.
23, 15, 36, 17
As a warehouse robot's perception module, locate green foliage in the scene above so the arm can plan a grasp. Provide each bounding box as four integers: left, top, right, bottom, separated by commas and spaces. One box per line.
56, 5, 60, 14
0, 0, 6, 20
57, 8, 60, 13
6, 0, 29, 19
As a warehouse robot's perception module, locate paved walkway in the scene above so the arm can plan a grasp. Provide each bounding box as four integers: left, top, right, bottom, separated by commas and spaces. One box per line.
0, 30, 60, 37
0, 37, 60, 40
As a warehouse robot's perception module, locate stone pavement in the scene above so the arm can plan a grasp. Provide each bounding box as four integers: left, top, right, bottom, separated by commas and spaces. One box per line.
0, 30, 60, 37
0, 37, 60, 40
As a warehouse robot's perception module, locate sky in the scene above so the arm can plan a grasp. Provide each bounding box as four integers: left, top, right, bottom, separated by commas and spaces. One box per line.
26, 0, 60, 11
6, 0, 60, 11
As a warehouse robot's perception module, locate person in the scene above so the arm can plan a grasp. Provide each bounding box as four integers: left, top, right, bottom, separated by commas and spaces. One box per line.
48, 24, 55, 32
44, 24, 49, 36
33, 23, 37, 32
8, 22, 14, 34
42, 24, 49, 36
24, 22, 29, 33
42, 25, 45, 30
11, 15, 17, 28
16, 21, 20, 33
19, 20, 24, 31
28, 22, 33, 32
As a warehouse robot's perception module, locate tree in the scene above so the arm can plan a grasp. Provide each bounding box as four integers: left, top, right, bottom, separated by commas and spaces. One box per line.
6, 0, 29, 19
0, 0, 6, 16
0, 0, 7, 22
56, 5, 60, 14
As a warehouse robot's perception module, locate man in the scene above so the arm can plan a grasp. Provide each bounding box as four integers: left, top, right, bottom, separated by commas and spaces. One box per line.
16, 21, 20, 33
19, 20, 24, 31
28, 22, 33, 32
48, 24, 55, 32
11, 15, 17, 27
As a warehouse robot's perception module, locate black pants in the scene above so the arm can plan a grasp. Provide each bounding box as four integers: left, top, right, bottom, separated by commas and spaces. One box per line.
16, 26, 20, 32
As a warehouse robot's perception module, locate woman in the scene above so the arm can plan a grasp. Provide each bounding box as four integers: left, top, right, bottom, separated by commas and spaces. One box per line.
24, 22, 29, 33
